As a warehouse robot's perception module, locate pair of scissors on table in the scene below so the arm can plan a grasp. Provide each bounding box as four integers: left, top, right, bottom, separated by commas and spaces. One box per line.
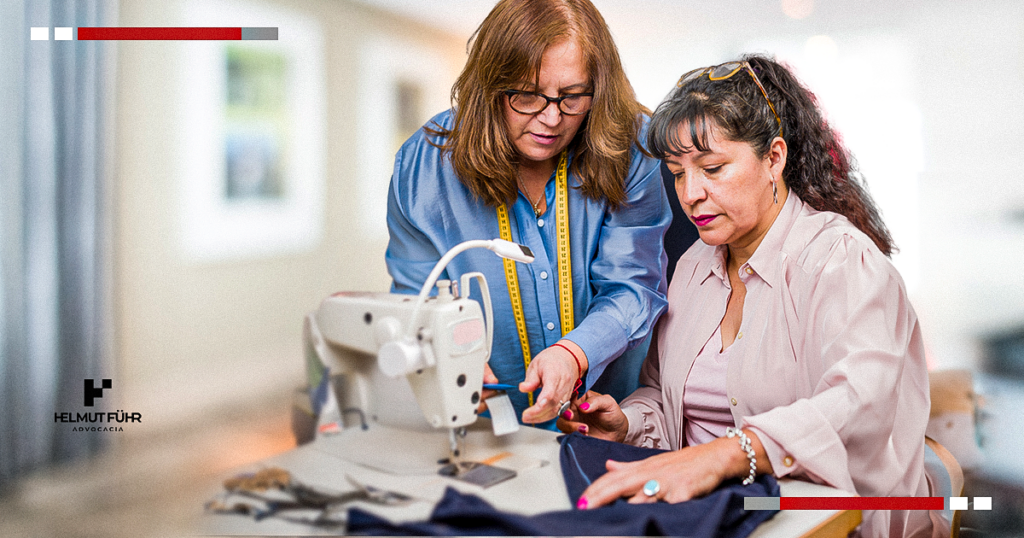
207, 468, 415, 527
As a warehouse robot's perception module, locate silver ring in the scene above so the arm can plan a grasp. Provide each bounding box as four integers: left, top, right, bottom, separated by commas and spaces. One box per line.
557, 400, 571, 416
642, 479, 660, 497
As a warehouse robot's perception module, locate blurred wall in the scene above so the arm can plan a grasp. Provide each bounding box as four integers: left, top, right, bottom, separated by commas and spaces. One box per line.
113, 0, 464, 427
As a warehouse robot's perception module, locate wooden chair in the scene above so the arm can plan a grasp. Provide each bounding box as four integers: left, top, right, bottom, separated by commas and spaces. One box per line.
925, 435, 964, 538
925, 369, 977, 538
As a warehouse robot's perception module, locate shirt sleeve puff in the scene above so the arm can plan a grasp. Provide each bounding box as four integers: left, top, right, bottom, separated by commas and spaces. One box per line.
742, 232, 930, 497
620, 320, 672, 449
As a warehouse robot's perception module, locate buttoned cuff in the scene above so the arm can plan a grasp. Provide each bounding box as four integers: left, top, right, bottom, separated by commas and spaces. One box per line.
745, 425, 796, 478
622, 404, 645, 446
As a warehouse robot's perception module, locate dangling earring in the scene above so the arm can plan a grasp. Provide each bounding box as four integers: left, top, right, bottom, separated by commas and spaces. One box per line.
772, 181, 778, 204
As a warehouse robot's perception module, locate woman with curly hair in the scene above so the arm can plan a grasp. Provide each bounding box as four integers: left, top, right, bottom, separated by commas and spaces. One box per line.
559, 54, 944, 536
385, 0, 670, 427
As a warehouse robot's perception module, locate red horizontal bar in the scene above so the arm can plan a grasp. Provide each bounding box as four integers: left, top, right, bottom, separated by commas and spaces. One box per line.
781, 497, 944, 510
78, 27, 242, 40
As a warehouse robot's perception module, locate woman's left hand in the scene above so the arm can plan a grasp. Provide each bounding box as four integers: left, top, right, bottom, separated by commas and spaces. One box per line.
578, 437, 737, 508
519, 340, 586, 423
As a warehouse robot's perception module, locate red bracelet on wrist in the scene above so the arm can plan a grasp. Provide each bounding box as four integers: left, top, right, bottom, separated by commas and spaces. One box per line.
552, 342, 584, 380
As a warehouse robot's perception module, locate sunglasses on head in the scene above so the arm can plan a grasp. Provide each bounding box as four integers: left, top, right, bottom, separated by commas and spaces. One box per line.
676, 61, 782, 137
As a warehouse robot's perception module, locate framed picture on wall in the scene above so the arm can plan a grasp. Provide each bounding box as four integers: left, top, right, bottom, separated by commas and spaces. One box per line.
179, 0, 326, 262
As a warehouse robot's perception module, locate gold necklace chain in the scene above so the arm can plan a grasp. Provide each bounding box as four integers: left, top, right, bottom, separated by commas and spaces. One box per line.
518, 178, 543, 217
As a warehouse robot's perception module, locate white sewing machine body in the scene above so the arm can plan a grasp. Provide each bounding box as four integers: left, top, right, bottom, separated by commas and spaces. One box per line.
308, 276, 491, 432
304, 239, 534, 441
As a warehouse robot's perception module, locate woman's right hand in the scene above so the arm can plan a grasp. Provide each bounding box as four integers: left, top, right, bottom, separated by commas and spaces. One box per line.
556, 391, 628, 443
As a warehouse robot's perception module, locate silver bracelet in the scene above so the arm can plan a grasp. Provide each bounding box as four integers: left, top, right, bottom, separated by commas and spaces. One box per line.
725, 427, 757, 486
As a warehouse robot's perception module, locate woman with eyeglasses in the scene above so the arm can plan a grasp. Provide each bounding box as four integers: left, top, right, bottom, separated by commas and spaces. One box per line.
559, 54, 940, 536
385, 0, 670, 427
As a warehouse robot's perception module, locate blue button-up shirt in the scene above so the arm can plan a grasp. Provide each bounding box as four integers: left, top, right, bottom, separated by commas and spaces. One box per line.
386, 109, 670, 420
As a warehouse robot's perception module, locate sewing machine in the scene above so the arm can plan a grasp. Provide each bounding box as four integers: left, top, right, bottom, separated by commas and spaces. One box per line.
301, 239, 533, 481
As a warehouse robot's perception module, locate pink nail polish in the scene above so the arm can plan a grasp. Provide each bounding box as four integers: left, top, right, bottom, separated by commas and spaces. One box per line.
577, 497, 588, 510
561, 410, 573, 420
580, 402, 591, 411
578, 424, 588, 434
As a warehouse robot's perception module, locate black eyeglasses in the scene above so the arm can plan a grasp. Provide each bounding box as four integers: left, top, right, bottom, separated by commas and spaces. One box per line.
676, 61, 782, 137
503, 89, 594, 116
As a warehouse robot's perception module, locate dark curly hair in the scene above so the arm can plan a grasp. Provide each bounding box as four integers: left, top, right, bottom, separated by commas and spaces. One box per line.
648, 53, 895, 256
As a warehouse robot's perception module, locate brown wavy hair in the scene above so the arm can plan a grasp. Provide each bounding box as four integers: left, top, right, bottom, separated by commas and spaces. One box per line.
427, 0, 648, 209
647, 53, 896, 256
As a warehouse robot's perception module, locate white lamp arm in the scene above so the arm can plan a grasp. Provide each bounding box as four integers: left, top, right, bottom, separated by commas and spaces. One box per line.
404, 239, 533, 340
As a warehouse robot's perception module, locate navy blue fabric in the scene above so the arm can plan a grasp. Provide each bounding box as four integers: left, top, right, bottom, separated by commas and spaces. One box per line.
558, 432, 779, 537
347, 433, 778, 536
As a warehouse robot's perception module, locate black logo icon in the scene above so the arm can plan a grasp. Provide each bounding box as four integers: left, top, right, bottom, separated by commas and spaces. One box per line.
84, 379, 112, 407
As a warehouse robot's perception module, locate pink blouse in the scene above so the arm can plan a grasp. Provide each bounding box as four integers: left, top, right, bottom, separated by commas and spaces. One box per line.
620, 194, 936, 537
682, 326, 733, 446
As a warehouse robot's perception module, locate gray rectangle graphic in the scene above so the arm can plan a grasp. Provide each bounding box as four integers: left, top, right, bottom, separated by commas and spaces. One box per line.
744, 497, 781, 510
241, 27, 278, 40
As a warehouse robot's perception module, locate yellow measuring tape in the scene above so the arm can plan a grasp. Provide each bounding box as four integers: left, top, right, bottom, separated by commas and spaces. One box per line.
496, 150, 574, 406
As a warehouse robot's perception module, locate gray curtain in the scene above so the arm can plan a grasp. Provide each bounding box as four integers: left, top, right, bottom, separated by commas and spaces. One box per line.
0, 0, 114, 491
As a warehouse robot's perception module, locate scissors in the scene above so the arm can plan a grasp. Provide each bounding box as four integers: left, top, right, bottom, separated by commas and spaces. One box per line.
483, 384, 573, 416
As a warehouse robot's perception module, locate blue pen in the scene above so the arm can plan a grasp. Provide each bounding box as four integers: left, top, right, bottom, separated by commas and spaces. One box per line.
482, 383, 519, 391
